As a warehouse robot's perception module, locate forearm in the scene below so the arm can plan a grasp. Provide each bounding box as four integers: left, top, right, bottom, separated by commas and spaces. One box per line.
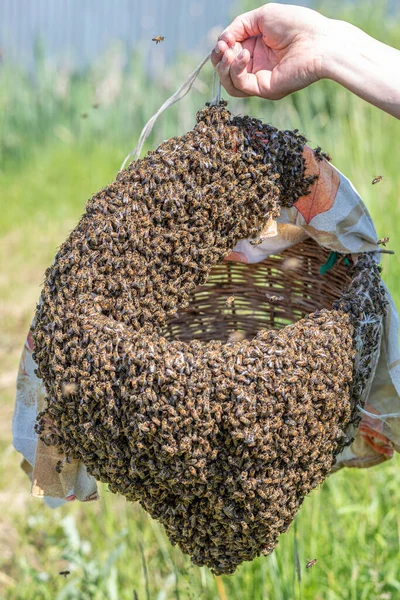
321, 20, 400, 118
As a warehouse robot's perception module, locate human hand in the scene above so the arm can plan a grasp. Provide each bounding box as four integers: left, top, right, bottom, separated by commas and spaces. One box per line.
211, 3, 331, 100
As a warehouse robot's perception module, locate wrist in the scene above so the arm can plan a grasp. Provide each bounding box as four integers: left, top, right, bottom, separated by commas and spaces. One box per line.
318, 19, 400, 118
318, 19, 363, 82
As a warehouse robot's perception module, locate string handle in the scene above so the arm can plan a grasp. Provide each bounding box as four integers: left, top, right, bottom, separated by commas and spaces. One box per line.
120, 52, 214, 172
211, 70, 222, 105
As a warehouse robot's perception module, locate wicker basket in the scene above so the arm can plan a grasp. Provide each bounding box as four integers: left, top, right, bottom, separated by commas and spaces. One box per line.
32, 101, 386, 573
164, 238, 352, 342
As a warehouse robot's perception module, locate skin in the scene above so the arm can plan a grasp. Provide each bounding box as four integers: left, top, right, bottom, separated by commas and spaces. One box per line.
211, 3, 400, 119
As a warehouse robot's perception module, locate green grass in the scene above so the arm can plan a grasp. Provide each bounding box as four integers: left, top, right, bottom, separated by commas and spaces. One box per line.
2, 2, 400, 598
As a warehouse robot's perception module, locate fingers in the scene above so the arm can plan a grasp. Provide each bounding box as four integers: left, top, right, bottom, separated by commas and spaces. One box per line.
218, 9, 263, 46
229, 48, 262, 97
213, 45, 267, 98
210, 40, 228, 68
211, 8, 271, 99
215, 46, 250, 98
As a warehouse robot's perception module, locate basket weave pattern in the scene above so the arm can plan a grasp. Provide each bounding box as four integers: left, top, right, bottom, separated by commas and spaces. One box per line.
164, 239, 352, 342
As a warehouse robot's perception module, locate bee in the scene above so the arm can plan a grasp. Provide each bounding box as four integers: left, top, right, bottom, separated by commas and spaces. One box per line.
377, 237, 389, 247
265, 293, 284, 304
281, 257, 302, 272
227, 331, 246, 343
372, 175, 383, 185
249, 237, 263, 246
152, 36, 165, 44
306, 559, 317, 569
55, 459, 64, 473
81, 113, 89, 119
314, 146, 332, 162
61, 382, 78, 397
225, 295, 235, 307
59, 570, 71, 578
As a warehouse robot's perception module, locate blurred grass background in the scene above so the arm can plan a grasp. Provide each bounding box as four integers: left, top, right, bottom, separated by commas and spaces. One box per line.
1, 1, 400, 598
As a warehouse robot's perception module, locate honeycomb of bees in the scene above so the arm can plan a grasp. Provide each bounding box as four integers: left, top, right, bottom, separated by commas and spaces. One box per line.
33, 102, 386, 574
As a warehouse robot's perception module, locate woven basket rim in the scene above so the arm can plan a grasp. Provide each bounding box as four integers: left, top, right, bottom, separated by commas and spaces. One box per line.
163, 238, 353, 343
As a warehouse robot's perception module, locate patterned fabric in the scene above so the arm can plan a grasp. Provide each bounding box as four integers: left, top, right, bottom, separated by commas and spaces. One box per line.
12, 148, 400, 503
13, 325, 98, 504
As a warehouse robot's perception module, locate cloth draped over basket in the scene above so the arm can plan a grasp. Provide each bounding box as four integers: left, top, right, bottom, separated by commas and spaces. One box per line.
12, 144, 400, 506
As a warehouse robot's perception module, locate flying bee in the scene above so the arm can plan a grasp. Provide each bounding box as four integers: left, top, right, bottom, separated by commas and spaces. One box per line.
152, 36, 165, 44
377, 236, 389, 247
372, 175, 383, 185
306, 559, 317, 569
281, 257, 302, 272
59, 570, 70, 578
61, 382, 78, 397
228, 331, 246, 343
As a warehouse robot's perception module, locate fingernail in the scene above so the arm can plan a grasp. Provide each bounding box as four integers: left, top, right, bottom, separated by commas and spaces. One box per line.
221, 52, 228, 64
214, 44, 221, 55
237, 50, 244, 60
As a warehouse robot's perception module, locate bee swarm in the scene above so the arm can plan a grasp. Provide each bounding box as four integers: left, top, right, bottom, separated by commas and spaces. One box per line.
33, 102, 385, 575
